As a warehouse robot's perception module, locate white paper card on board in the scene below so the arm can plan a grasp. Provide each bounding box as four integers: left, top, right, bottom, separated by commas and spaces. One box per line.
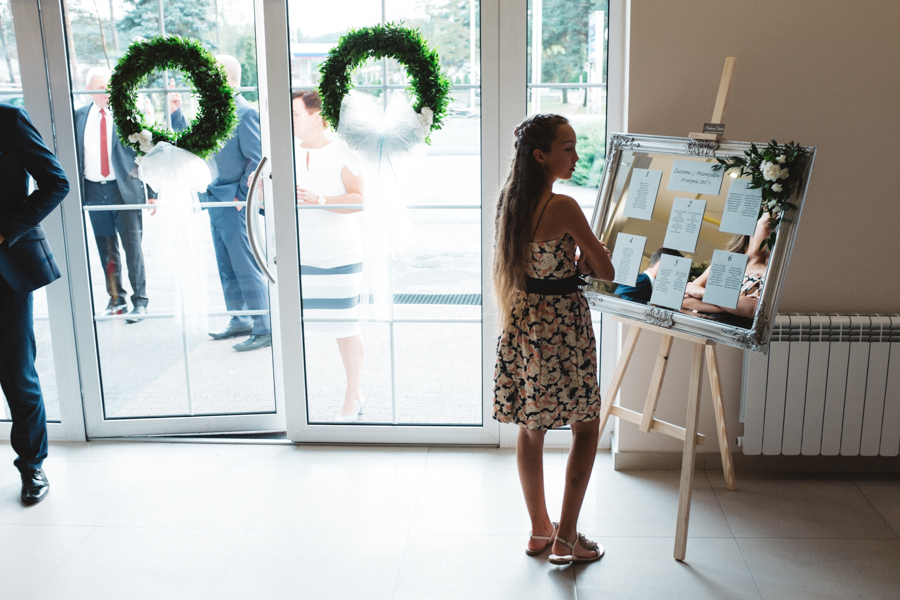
702, 249, 749, 310
720, 179, 763, 236
667, 159, 724, 195
663, 197, 707, 253
611, 232, 648, 287
649, 254, 692, 311
623, 169, 663, 220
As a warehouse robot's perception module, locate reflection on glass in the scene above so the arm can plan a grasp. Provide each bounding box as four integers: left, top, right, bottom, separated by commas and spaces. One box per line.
289, 0, 482, 426
592, 151, 774, 330
65, 0, 276, 419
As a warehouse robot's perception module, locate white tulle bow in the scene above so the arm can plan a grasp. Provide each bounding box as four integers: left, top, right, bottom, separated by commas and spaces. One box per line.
137, 141, 213, 331
138, 141, 213, 208
337, 92, 426, 161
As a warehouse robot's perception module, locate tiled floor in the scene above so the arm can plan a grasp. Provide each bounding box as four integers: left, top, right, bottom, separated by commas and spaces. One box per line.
1, 442, 899, 599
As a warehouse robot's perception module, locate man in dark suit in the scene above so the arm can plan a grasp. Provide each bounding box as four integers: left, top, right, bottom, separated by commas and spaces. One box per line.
0, 105, 69, 504
615, 248, 684, 304
205, 55, 271, 351
74, 67, 186, 323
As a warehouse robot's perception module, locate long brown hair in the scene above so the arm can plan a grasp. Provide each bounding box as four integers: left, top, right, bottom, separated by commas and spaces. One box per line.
493, 113, 569, 325
724, 234, 750, 255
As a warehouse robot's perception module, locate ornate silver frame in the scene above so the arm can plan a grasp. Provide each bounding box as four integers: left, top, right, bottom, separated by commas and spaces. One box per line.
585, 133, 816, 354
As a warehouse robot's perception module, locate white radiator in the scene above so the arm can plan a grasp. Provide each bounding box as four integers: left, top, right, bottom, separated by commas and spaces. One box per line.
740, 314, 900, 456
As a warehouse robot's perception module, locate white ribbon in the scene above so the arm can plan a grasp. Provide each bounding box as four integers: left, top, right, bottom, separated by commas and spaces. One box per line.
138, 142, 213, 332
336, 92, 424, 322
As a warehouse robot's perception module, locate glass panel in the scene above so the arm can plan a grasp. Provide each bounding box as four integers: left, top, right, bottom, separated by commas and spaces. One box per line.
527, 0, 608, 88
0, 0, 61, 423
305, 322, 393, 424
63, 0, 276, 421
527, 0, 609, 229
288, 0, 482, 426
394, 323, 481, 424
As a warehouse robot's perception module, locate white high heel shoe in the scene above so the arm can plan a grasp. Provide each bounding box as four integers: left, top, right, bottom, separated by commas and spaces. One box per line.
333, 396, 366, 422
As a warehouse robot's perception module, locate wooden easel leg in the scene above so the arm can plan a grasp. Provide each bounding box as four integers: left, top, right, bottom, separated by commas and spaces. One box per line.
706, 345, 736, 491
674, 342, 705, 561
640, 335, 674, 433
597, 324, 641, 437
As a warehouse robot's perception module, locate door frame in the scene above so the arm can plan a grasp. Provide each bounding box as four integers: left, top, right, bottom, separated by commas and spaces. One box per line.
3, 0, 624, 447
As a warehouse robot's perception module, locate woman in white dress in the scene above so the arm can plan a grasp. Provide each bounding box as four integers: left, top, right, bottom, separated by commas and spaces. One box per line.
292, 90, 366, 421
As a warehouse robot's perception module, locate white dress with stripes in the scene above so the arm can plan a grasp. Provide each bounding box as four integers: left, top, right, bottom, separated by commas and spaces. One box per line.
295, 137, 364, 338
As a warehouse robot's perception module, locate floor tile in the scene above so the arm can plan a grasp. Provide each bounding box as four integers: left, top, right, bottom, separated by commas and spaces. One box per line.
292, 445, 428, 468
393, 534, 575, 600
210, 530, 407, 600
409, 468, 536, 535
574, 537, 762, 600
854, 480, 900, 536
29, 527, 246, 600
0, 524, 93, 600
576, 470, 733, 538
425, 447, 567, 470
708, 473, 897, 539
0, 461, 142, 526
44, 441, 166, 464
100, 463, 286, 529
253, 464, 423, 533
738, 537, 900, 600
153, 442, 298, 466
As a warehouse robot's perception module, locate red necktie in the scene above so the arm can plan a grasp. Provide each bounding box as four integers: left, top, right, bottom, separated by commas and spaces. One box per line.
100, 108, 110, 178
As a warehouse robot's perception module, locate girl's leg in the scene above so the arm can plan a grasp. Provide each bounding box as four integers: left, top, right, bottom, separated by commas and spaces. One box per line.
552, 418, 600, 558
336, 333, 365, 415
517, 426, 555, 551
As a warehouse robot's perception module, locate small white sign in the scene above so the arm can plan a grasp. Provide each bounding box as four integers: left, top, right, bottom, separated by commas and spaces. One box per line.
720, 179, 763, 236
649, 254, 692, 311
663, 197, 707, 253
667, 159, 724, 196
611, 232, 648, 287
623, 168, 663, 220
702, 250, 749, 310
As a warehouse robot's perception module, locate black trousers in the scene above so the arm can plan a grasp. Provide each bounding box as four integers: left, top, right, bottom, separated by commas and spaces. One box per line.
84, 180, 148, 307
0, 276, 48, 474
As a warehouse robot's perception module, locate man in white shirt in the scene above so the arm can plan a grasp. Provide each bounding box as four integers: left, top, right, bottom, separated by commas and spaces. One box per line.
74, 67, 186, 322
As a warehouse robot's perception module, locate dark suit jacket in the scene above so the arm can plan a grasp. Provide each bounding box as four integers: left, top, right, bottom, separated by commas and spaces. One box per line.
615, 272, 653, 304
74, 104, 188, 203
0, 106, 70, 294
206, 96, 261, 204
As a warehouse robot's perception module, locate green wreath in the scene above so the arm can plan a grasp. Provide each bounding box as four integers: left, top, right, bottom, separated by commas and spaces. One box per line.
318, 23, 451, 143
108, 36, 236, 159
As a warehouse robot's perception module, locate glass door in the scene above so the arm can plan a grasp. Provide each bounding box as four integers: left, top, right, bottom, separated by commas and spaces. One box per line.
273, 0, 497, 443
56, 0, 284, 437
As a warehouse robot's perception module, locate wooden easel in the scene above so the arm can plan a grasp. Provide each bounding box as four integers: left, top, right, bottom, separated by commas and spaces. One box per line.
597, 318, 735, 561
598, 58, 738, 561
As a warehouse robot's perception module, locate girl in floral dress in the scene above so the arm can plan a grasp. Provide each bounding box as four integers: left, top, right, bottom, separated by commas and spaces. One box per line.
493, 114, 615, 565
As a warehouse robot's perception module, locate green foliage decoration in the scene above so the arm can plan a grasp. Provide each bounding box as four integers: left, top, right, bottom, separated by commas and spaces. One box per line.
108, 35, 236, 158
712, 140, 811, 253
317, 23, 452, 143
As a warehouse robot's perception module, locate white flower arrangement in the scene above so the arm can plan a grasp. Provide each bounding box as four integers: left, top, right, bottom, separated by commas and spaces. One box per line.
712, 140, 811, 254
760, 160, 789, 182
127, 129, 156, 154
416, 106, 434, 135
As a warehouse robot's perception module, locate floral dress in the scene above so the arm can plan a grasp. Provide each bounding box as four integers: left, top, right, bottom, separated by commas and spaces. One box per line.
493, 233, 602, 430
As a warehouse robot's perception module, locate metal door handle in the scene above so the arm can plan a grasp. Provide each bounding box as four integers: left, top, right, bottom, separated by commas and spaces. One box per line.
247, 156, 276, 283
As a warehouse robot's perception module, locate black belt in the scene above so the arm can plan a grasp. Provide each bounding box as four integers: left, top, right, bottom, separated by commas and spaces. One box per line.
524, 274, 586, 295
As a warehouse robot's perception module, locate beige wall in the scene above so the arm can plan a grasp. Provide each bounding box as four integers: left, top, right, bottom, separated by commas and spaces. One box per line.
617, 0, 900, 455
